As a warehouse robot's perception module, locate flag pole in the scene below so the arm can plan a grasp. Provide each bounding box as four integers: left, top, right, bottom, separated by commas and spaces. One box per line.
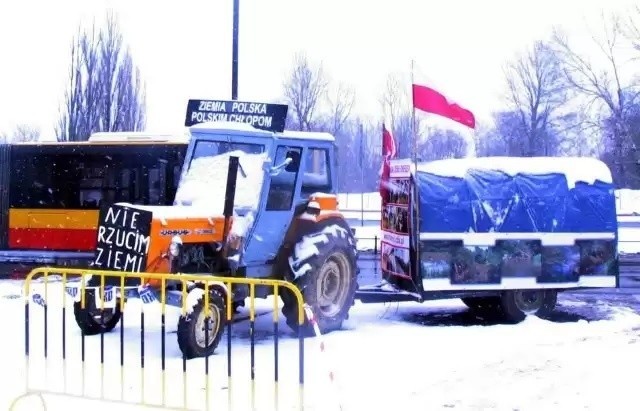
410, 59, 417, 164
359, 121, 364, 227
410, 59, 422, 292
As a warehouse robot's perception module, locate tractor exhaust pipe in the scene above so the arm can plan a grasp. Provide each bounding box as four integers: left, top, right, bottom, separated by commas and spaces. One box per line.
222, 156, 239, 241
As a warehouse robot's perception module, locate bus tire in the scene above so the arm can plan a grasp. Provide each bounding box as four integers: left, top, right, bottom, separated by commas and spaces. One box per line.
500, 289, 557, 323
176, 290, 226, 359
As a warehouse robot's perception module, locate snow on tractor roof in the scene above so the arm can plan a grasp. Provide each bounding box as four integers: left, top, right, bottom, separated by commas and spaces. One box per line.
189, 121, 335, 142
277, 130, 335, 142
416, 156, 612, 189
190, 121, 273, 136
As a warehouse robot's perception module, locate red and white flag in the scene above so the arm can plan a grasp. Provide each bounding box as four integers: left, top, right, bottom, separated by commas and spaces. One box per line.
379, 122, 397, 197
412, 83, 476, 129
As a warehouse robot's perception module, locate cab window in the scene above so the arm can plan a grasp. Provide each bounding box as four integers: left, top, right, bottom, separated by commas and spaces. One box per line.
266, 145, 302, 211
300, 148, 331, 197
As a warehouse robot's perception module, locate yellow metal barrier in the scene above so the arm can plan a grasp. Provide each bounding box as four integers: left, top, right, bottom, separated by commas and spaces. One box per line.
14, 267, 308, 411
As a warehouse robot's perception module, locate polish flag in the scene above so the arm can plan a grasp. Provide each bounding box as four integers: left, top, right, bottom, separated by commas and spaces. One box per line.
412, 83, 476, 129
379, 123, 397, 198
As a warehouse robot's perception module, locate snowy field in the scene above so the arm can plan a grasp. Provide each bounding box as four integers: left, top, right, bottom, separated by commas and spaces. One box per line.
2, 277, 640, 411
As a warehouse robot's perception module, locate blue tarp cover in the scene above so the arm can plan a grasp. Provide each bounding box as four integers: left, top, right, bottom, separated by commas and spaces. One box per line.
416, 169, 617, 233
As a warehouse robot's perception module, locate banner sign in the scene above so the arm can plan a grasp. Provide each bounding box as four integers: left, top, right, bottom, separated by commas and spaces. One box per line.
380, 158, 413, 280
93, 203, 153, 274
185, 99, 289, 133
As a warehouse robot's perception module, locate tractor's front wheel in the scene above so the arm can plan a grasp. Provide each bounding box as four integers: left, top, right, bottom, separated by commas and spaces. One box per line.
176, 289, 227, 359
73, 289, 122, 336
281, 222, 358, 336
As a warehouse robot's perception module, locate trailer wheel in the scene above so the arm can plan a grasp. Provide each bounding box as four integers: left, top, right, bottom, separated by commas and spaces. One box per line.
461, 297, 502, 314
500, 289, 557, 323
281, 221, 358, 336
73, 289, 122, 336
176, 289, 226, 359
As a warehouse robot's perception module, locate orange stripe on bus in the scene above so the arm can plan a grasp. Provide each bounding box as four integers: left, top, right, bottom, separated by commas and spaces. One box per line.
9, 208, 99, 230
8, 227, 97, 251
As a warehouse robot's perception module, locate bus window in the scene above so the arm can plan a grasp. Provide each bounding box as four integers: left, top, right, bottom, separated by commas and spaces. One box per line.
79, 165, 107, 207
149, 167, 161, 204
9, 143, 187, 210
10, 152, 69, 208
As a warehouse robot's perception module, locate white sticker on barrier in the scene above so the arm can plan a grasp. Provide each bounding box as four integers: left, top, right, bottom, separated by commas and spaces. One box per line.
31, 293, 46, 307
138, 285, 157, 304
94, 286, 116, 309
65, 286, 80, 301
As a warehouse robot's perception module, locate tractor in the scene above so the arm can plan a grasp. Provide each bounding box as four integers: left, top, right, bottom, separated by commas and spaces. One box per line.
73, 116, 359, 359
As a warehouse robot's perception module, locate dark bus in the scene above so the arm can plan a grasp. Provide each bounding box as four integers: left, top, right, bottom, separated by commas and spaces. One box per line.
0, 132, 188, 276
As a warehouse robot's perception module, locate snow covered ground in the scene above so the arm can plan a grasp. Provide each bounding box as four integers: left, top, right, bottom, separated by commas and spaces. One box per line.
2, 277, 640, 411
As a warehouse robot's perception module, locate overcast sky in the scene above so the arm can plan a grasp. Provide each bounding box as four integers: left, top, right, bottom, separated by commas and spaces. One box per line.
0, 0, 637, 139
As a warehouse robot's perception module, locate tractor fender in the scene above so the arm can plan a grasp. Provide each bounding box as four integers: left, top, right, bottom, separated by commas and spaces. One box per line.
189, 280, 230, 303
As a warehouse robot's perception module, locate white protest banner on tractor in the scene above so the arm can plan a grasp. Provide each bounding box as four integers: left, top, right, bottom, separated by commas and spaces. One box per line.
93, 203, 153, 286
380, 158, 412, 279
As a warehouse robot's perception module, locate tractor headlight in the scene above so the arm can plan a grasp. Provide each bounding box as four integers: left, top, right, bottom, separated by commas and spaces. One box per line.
169, 236, 183, 258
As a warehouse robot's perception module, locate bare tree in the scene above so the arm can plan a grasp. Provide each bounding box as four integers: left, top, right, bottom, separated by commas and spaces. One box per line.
56, 12, 146, 141
503, 40, 567, 156
378, 72, 422, 158
98, 12, 146, 132
419, 128, 468, 161
12, 124, 40, 143
379, 72, 411, 128
551, 13, 640, 184
325, 82, 355, 135
474, 119, 512, 157
0, 124, 40, 143
57, 27, 84, 142
282, 53, 328, 131
624, 5, 640, 53
81, 21, 102, 136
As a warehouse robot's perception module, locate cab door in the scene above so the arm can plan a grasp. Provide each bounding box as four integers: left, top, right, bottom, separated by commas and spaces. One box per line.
243, 145, 302, 265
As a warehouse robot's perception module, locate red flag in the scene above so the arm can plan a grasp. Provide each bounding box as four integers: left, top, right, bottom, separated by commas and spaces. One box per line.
379, 123, 397, 198
382, 123, 397, 160
412, 83, 476, 128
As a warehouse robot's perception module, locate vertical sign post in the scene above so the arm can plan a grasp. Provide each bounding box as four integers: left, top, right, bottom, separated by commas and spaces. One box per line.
231, 0, 240, 100
359, 122, 364, 227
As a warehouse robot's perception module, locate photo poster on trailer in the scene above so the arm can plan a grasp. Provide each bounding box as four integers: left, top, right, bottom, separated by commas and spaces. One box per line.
380, 158, 413, 284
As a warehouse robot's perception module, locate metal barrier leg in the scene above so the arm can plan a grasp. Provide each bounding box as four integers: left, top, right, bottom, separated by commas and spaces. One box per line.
18, 267, 310, 411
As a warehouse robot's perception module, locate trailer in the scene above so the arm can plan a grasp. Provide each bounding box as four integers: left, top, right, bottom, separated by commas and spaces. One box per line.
356, 156, 618, 322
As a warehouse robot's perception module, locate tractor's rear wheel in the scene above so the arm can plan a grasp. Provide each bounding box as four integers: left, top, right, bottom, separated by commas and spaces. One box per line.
281, 222, 358, 336
176, 289, 226, 359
